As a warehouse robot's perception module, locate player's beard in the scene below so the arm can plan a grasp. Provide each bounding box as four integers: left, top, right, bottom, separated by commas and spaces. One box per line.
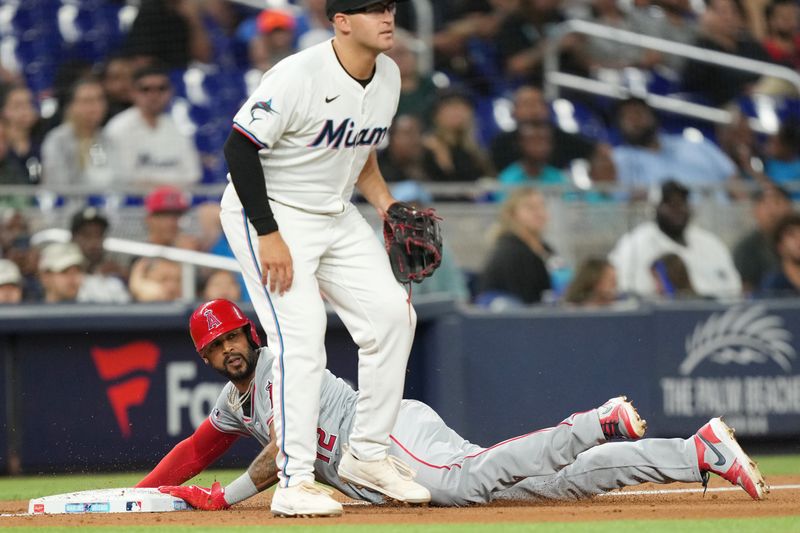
216, 346, 258, 384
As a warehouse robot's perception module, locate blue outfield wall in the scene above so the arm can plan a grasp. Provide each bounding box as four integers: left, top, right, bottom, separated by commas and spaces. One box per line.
1, 299, 799, 473
427, 301, 800, 446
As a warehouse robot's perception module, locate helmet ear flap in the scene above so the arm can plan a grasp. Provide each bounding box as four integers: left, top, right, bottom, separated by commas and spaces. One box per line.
247, 320, 261, 349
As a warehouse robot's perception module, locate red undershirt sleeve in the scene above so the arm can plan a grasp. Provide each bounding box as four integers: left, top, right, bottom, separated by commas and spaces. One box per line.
135, 419, 239, 487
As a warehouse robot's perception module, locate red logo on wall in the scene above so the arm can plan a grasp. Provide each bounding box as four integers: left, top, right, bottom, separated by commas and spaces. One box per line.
91, 342, 161, 438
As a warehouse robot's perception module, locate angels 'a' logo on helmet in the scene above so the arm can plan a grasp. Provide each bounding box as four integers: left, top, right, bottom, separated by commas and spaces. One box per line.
204, 309, 223, 330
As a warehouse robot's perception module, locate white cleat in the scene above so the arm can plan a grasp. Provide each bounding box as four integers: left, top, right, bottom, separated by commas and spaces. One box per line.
338, 448, 431, 504
270, 481, 343, 517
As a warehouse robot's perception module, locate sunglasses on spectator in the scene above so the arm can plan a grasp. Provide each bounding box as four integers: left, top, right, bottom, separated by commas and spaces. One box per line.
136, 84, 170, 93
345, 1, 397, 15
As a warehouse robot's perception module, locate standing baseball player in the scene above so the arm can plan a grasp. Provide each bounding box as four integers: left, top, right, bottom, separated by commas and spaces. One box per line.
140, 300, 768, 509
219, 0, 427, 517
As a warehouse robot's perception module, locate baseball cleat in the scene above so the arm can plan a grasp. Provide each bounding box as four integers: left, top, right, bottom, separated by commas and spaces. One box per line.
269, 481, 342, 517
694, 417, 768, 501
338, 447, 431, 504
597, 396, 647, 440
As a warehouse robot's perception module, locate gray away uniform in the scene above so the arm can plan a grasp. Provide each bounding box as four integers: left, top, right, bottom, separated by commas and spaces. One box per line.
209, 347, 702, 506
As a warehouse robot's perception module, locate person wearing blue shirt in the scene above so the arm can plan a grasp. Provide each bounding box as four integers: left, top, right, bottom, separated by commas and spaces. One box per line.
611, 98, 738, 196
498, 122, 567, 187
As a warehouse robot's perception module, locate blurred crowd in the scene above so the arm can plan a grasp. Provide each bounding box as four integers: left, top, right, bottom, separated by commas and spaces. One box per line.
1, 0, 800, 307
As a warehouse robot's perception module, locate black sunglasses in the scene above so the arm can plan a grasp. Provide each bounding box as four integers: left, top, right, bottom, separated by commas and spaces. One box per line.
345, 1, 397, 15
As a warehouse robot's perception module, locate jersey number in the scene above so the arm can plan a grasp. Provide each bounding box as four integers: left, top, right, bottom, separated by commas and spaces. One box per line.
316, 428, 338, 464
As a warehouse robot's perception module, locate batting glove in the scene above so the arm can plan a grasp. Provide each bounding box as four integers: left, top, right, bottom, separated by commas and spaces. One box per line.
159, 481, 230, 510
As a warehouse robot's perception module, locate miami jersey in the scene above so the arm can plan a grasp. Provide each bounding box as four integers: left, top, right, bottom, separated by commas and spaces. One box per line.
231, 39, 401, 215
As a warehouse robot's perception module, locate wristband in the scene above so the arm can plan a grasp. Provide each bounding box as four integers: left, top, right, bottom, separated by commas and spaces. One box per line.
223, 473, 259, 505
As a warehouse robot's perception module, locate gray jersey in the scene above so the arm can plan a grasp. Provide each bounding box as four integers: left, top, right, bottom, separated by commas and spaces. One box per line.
210, 348, 701, 505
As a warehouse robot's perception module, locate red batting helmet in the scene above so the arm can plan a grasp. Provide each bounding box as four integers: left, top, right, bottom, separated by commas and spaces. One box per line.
189, 299, 261, 353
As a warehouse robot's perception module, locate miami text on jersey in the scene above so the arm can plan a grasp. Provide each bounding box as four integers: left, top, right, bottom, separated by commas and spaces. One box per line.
309, 119, 388, 149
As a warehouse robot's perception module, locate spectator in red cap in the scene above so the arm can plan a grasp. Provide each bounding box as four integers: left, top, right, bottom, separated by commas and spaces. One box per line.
144, 185, 199, 250
249, 9, 298, 73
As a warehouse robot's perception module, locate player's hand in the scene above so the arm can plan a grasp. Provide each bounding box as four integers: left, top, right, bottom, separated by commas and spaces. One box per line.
258, 232, 293, 295
158, 482, 230, 510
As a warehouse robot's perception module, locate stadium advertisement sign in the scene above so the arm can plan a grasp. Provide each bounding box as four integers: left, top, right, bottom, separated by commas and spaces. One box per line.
15, 331, 259, 472
655, 304, 800, 436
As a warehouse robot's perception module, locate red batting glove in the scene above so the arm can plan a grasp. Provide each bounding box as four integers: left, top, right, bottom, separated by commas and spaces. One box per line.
159, 481, 230, 510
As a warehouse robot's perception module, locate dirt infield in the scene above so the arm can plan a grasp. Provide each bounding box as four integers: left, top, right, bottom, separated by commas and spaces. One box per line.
2, 475, 798, 527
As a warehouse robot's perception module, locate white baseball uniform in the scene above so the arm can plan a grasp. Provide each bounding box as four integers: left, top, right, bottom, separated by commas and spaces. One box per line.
220, 39, 414, 489
210, 347, 704, 506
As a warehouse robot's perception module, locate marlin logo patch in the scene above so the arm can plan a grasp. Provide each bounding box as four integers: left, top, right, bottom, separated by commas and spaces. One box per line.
250, 99, 279, 122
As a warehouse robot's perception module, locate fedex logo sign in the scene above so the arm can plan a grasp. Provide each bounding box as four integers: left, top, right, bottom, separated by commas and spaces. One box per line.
166, 362, 225, 436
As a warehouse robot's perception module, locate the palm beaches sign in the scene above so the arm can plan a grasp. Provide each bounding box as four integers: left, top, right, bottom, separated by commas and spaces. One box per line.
660, 305, 800, 435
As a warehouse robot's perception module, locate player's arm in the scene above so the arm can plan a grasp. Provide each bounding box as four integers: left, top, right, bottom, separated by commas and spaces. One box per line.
159, 424, 279, 510
355, 150, 396, 216
244, 422, 280, 491
223, 129, 293, 295
135, 418, 239, 488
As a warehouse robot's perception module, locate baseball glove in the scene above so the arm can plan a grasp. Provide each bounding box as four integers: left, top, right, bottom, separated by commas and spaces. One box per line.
383, 201, 443, 284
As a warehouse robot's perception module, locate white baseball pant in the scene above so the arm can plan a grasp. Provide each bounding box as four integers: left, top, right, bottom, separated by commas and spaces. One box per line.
220, 184, 416, 487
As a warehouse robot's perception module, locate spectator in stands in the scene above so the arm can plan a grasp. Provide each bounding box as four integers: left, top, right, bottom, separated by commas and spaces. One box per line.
201, 269, 242, 302
104, 65, 201, 186
99, 54, 135, 122
385, 29, 439, 124
422, 88, 493, 183
0, 258, 23, 304
609, 180, 742, 298
397, 0, 508, 95
495, 0, 587, 86
378, 115, 428, 183
759, 212, 800, 296
563, 257, 618, 307
478, 187, 556, 304
733, 185, 792, 293
0, 121, 28, 187
143, 185, 199, 250
498, 122, 567, 188
128, 257, 183, 302
577, 0, 657, 70
294, 0, 334, 50
611, 98, 740, 196
588, 144, 618, 192
682, 0, 770, 106
626, 0, 698, 72
123, 0, 213, 68
70, 207, 128, 281
0, 84, 43, 185
764, 121, 800, 192
38, 241, 130, 304
41, 77, 113, 187
715, 105, 769, 185
0, 209, 39, 300
762, 0, 800, 69
248, 9, 297, 74
650, 252, 699, 299
490, 86, 598, 173
37, 242, 86, 303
